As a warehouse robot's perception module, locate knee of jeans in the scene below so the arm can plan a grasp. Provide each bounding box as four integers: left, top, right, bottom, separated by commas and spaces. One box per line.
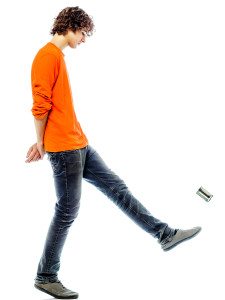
55, 208, 79, 224
113, 181, 129, 197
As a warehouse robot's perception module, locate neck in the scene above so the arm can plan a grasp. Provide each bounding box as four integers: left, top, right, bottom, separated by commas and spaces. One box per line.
50, 33, 68, 51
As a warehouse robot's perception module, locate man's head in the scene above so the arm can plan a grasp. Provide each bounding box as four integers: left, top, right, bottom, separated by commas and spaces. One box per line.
50, 6, 95, 48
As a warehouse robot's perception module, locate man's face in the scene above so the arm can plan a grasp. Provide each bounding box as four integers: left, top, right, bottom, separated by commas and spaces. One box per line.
66, 29, 87, 48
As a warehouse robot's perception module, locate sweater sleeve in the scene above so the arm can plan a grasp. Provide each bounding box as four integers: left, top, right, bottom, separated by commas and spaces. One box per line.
31, 53, 59, 119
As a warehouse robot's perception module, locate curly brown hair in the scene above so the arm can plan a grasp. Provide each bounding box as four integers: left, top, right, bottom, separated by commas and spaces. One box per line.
50, 6, 95, 37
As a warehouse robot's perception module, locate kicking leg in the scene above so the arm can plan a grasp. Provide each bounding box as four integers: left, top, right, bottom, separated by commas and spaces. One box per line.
83, 145, 174, 241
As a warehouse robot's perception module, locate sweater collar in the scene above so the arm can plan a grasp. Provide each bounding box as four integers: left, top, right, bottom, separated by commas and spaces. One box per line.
48, 42, 65, 57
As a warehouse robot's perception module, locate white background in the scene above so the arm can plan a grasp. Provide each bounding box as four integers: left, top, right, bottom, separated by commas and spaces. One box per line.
0, 0, 225, 299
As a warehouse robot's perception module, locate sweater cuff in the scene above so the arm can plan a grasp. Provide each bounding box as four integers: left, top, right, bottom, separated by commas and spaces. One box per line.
31, 94, 52, 119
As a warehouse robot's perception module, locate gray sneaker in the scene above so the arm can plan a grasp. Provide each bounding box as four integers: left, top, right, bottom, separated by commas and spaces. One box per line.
34, 280, 79, 299
160, 226, 202, 251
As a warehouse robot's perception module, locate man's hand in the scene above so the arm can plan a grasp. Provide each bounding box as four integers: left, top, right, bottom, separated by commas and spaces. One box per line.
25, 142, 46, 163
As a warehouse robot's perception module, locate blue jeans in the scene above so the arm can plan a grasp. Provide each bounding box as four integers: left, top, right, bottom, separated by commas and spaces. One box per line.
35, 144, 174, 283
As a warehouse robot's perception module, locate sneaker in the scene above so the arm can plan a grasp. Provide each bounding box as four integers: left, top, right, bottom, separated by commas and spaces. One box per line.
34, 280, 79, 299
160, 226, 202, 251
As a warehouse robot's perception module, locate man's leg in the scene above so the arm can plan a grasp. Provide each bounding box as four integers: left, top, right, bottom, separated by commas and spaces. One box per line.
83, 145, 201, 249
34, 148, 87, 298
83, 145, 174, 241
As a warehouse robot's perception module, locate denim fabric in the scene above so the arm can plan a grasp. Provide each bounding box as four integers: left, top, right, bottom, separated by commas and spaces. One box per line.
35, 144, 174, 283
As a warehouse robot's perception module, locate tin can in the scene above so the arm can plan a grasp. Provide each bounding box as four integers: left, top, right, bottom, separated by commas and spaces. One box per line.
196, 186, 213, 202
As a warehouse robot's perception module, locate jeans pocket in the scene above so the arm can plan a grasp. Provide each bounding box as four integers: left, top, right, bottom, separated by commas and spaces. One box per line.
62, 151, 83, 174
47, 153, 62, 174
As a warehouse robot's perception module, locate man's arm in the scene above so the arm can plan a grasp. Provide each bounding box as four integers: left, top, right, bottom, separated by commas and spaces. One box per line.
34, 114, 49, 145
25, 114, 49, 163
25, 53, 59, 163
34, 113, 49, 156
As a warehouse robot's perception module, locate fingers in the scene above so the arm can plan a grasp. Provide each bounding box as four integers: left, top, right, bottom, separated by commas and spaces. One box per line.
25, 148, 36, 162
33, 152, 41, 161
25, 143, 46, 163
25, 148, 41, 163
26, 145, 34, 158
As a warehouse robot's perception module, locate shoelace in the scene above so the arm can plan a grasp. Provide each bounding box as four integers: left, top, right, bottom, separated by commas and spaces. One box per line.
160, 234, 174, 245
56, 280, 66, 289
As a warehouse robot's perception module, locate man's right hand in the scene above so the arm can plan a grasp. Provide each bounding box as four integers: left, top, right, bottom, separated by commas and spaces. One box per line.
25, 142, 45, 163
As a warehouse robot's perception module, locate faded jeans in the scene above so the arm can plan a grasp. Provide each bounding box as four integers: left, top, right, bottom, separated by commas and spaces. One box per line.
35, 144, 174, 283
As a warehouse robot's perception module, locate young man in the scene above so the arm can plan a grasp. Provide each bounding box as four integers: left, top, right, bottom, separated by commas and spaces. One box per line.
25, 6, 201, 299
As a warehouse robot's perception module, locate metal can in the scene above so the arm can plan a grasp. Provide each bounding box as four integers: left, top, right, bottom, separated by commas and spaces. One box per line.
196, 186, 213, 202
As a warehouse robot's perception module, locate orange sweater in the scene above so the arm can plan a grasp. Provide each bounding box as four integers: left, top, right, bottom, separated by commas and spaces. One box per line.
31, 42, 88, 152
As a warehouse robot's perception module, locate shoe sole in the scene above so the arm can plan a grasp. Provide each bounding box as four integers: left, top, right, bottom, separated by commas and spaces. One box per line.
163, 228, 202, 251
34, 283, 79, 299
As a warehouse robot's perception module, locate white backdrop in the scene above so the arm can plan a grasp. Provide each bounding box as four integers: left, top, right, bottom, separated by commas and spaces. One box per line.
0, 0, 224, 299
